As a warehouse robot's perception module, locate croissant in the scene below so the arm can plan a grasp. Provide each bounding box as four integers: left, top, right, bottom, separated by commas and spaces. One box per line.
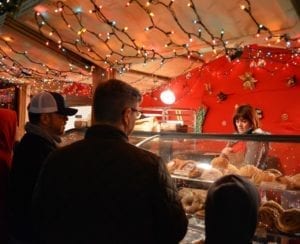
239, 165, 261, 178
252, 171, 276, 185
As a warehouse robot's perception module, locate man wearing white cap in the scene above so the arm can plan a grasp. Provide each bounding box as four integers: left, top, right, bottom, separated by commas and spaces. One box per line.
8, 91, 77, 243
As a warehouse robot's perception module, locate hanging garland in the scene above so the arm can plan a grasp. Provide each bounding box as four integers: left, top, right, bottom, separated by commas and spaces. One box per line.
194, 105, 208, 133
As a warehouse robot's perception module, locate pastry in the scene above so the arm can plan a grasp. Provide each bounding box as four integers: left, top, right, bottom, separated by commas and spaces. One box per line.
167, 158, 186, 173
200, 168, 223, 181
223, 163, 240, 175
258, 201, 284, 231
239, 164, 261, 178
265, 168, 282, 177
277, 208, 300, 233
261, 200, 284, 215
210, 156, 229, 170
291, 173, 300, 189
176, 160, 202, 178
179, 188, 206, 215
252, 171, 276, 185
258, 206, 279, 231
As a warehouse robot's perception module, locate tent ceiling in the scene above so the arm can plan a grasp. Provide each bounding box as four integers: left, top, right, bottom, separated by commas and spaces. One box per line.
0, 0, 299, 93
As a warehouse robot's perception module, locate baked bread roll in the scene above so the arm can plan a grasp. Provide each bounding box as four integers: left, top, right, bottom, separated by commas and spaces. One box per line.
291, 173, 300, 189
277, 208, 300, 234
223, 163, 240, 175
167, 158, 185, 173
258, 206, 280, 231
277, 176, 293, 189
210, 156, 229, 170
201, 168, 223, 181
177, 160, 202, 178
261, 200, 284, 215
179, 188, 206, 215
265, 168, 282, 177
239, 164, 261, 178
258, 200, 284, 231
252, 171, 276, 185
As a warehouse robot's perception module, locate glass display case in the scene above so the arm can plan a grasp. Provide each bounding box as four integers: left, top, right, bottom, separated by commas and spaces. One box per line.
61, 129, 300, 243
134, 132, 300, 243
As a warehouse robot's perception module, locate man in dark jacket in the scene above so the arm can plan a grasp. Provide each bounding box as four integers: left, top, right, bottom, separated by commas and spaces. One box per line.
32, 79, 188, 244
9, 91, 77, 243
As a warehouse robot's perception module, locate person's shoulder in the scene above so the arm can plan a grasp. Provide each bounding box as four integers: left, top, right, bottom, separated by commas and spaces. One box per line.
252, 128, 270, 135
128, 142, 161, 162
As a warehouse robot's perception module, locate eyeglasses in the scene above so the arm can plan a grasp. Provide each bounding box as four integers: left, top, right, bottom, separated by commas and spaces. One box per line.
130, 107, 142, 119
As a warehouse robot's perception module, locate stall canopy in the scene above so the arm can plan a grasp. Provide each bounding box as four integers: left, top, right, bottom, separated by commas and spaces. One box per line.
0, 0, 299, 96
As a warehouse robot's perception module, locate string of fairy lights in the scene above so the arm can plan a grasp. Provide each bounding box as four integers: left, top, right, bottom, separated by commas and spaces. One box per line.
0, 0, 299, 96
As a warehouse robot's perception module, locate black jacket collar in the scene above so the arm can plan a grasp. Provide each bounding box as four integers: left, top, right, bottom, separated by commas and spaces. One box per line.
85, 124, 128, 142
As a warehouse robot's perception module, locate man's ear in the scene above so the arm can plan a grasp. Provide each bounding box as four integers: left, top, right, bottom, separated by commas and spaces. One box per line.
122, 107, 131, 129
39, 113, 50, 126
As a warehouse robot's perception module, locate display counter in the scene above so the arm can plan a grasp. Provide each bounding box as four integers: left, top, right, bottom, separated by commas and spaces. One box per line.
134, 132, 300, 243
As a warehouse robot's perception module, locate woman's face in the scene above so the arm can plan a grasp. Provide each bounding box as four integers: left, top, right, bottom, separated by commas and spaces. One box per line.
235, 117, 252, 134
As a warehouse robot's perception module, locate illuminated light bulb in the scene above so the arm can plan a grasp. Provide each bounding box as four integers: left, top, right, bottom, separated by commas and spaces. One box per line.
144, 26, 153, 31
160, 89, 176, 105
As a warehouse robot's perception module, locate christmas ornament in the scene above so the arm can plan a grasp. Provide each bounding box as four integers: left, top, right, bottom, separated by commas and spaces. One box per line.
287, 76, 296, 87
217, 92, 227, 102
281, 113, 289, 121
185, 72, 192, 80
239, 72, 257, 90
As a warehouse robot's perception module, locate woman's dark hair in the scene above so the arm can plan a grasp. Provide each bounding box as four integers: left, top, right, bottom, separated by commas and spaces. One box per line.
233, 104, 259, 132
